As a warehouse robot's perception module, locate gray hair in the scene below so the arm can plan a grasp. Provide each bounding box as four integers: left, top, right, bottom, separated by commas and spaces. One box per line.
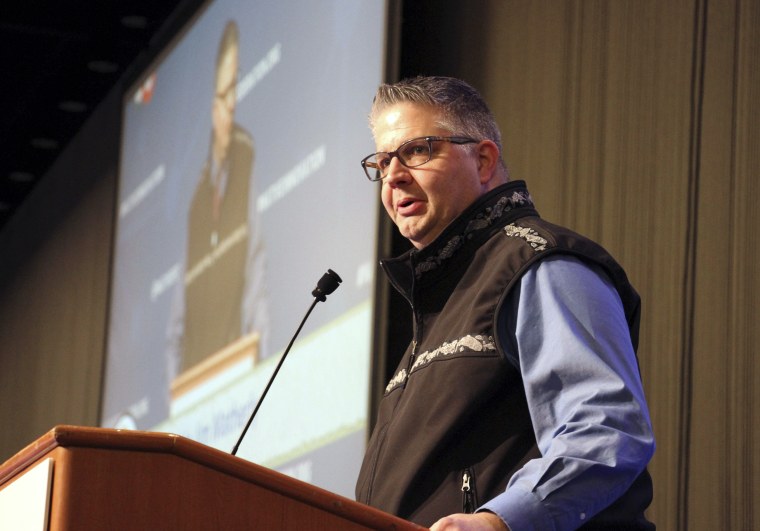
369, 76, 507, 172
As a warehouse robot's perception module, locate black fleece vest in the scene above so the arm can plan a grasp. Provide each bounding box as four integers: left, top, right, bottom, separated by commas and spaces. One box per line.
356, 181, 654, 529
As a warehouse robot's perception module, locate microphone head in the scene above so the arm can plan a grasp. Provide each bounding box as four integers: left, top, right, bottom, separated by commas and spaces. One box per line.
312, 269, 342, 302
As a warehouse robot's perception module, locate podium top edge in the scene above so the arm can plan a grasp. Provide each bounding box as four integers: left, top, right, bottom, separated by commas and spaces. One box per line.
0, 425, 186, 484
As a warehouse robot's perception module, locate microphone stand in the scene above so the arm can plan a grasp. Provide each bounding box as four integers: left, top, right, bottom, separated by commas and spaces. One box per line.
231, 269, 341, 456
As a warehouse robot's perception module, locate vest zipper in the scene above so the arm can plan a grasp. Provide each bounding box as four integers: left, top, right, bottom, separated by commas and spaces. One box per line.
461, 468, 478, 513
407, 339, 418, 373
408, 253, 421, 374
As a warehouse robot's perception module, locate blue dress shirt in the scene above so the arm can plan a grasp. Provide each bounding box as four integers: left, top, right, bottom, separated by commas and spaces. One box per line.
481, 255, 655, 530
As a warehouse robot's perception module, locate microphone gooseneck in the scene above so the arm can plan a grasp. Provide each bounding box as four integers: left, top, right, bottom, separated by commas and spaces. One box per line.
231, 269, 342, 456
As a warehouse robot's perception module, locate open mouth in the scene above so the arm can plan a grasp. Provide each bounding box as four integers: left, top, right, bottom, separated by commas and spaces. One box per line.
396, 197, 423, 217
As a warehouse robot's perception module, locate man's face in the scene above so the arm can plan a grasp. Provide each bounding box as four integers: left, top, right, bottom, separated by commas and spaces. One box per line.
374, 103, 486, 249
212, 47, 238, 154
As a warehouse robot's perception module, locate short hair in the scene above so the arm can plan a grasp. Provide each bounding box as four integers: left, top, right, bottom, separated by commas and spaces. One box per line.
369, 76, 506, 170
215, 20, 239, 79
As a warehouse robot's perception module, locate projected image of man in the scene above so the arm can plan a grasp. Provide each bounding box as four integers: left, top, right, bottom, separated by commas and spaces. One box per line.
181, 20, 270, 373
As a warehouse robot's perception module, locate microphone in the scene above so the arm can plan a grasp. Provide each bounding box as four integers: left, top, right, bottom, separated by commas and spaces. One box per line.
311, 268, 342, 301
231, 269, 342, 456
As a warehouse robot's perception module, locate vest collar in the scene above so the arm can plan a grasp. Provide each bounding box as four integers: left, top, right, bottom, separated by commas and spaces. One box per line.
382, 180, 538, 291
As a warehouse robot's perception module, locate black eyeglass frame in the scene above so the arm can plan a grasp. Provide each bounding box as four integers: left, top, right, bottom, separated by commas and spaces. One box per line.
360, 135, 478, 181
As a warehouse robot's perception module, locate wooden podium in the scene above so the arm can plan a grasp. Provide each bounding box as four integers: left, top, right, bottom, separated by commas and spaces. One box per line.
0, 425, 426, 530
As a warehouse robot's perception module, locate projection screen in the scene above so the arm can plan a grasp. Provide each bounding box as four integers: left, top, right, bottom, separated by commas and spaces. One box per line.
101, 0, 387, 498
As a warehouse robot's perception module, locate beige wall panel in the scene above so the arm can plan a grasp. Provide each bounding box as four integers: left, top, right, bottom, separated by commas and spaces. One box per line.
0, 89, 119, 462
698, 0, 760, 527
689, 0, 752, 527
731, 2, 760, 525
0, 171, 114, 459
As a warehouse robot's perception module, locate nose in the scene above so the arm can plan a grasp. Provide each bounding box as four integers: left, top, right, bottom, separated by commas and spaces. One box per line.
383, 156, 412, 186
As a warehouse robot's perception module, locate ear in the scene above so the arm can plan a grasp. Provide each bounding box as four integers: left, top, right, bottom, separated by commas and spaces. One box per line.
475, 140, 502, 186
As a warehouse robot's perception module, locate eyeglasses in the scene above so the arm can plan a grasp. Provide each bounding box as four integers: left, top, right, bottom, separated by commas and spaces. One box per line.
360, 136, 478, 181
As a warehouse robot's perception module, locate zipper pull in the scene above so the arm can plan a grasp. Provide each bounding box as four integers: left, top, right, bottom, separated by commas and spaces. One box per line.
461, 470, 474, 513
462, 471, 471, 492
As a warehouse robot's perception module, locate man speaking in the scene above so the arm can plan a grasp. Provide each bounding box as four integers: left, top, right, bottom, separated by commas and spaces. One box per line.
356, 76, 655, 531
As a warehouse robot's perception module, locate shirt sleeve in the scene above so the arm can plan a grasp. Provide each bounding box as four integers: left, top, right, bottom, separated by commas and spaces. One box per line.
479, 255, 655, 531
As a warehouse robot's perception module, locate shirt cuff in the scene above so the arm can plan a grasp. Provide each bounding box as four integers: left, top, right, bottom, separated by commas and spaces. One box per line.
479, 487, 555, 531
